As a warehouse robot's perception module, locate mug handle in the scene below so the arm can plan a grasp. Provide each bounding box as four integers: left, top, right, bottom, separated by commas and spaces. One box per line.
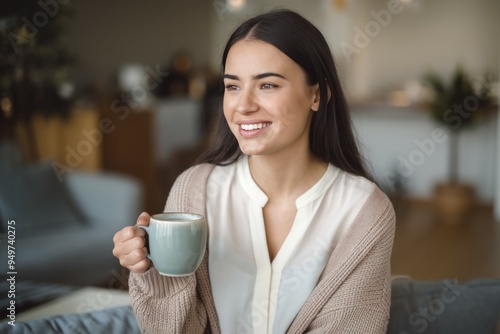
135, 225, 152, 260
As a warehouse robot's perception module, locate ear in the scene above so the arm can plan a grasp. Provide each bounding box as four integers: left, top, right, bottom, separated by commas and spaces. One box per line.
311, 82, 331, 112
311, 84, 320, 112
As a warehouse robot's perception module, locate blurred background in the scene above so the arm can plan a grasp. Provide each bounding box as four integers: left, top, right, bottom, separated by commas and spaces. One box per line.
0, 0, 499, 318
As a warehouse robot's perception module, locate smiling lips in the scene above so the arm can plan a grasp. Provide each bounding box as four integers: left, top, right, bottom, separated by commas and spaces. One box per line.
240, 122, 271, 131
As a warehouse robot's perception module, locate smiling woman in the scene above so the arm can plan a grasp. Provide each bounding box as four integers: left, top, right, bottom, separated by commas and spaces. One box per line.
201, 11, 370, 178
113, 9, 396, 334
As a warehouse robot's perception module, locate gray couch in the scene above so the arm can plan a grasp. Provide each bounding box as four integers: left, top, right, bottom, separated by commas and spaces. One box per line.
4, 278, 499, 334
0, 163, 143, 286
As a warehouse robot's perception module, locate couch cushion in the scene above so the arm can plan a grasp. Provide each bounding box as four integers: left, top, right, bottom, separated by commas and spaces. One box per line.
388, 278, 500, 334
4, 305, 140, 334
5, 220, 125, 286
0, 281, 76, 318
0, 161, 86, 234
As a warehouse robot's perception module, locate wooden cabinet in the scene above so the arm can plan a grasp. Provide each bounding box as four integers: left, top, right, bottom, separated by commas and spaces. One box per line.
14, 108, 102, 171
101, 109, 165, 214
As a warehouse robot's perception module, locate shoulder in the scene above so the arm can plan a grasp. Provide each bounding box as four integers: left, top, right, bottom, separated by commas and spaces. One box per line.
335, 169, 376, 196
336, 169, 395, 226
164, 163, 215, 213
174, 163, 216, 186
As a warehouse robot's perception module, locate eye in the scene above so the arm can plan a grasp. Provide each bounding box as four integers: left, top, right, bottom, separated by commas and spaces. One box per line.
225, 84, 239, 91
261, 83, 277, 90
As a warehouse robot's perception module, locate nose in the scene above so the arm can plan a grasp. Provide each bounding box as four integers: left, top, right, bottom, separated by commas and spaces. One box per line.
235, 88, 258, 114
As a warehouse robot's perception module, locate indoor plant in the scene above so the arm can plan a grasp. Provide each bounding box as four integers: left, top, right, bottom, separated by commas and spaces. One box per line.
0, 1, 76, 161
422, 66, 494, 224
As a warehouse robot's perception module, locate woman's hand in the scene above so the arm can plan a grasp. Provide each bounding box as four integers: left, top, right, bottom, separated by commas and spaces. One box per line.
112, 212, 151, 273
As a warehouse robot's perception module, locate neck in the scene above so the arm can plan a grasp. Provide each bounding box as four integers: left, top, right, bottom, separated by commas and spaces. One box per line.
248, 150, 327, 201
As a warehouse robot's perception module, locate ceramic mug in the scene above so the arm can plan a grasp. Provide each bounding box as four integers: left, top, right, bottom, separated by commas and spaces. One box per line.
136, 212, 207, 277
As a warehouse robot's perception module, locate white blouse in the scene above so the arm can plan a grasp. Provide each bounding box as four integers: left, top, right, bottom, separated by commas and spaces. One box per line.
206, 155, 374, 334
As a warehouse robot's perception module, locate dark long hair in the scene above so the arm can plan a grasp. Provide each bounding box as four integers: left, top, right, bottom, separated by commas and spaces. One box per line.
199, 9, 371, 180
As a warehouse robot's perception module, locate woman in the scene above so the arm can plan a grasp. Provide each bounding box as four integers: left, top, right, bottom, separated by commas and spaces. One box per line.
113, 9, 395, 334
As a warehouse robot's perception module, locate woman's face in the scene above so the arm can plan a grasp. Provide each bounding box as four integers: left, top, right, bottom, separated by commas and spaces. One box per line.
223, 40, 319, 159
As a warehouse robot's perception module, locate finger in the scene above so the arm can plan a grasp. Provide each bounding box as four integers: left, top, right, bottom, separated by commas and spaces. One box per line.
113, 228, 132, 244
118, 236, 146, 257
119, 247, 148, 268
128, 258, 151, 274
136, 212, 151, 226
116, 226, 146, 245
113, 235, 145, 260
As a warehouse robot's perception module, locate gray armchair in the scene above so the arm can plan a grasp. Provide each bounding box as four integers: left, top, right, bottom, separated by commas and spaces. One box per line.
0, 166, 143, 287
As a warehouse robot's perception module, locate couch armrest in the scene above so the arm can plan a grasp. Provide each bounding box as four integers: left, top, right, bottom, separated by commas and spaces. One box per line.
65, 171, 143, 227
388, 278, 500, 334
6, 305, 140, 333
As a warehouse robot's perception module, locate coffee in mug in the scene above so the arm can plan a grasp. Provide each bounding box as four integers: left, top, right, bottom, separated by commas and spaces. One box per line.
136, 212, 207, 277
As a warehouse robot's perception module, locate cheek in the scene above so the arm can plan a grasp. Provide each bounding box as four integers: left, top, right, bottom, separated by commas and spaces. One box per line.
276, 95, 312, 123
222, 102, 239, 136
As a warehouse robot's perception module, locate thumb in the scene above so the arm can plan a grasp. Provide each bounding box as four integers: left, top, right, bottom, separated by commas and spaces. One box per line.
136, 212, 151, 226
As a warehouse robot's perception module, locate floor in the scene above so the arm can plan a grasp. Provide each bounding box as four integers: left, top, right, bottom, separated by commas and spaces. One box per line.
391, 199, 500, 282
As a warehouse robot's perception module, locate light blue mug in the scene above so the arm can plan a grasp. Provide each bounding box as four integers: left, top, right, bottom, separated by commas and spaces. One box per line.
136, 212, 207, 277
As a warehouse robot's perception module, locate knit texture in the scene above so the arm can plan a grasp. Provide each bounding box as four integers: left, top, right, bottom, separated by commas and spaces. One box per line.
129, 163, 395, 334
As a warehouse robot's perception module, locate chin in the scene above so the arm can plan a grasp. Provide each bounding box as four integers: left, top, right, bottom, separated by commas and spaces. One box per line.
238, 145, 266, 157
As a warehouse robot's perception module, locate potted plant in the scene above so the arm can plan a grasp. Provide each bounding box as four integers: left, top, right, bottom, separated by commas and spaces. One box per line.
422, 66, 494, 225
0, 1, 76, 161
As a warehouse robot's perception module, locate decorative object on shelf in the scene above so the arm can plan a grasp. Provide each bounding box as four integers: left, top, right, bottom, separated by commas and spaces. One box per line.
422, 66, 494, 225
331, 0, 346, 10
0, 1, 76, 161
227, 0, 247, 11
154, 52, 193, 98
117, 64, 154, 110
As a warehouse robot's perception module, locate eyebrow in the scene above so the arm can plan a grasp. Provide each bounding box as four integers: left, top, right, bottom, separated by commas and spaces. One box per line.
223, 72, 287, 80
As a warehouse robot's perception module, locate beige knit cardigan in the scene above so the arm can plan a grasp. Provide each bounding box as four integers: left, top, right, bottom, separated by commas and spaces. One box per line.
129, 163, 396, 333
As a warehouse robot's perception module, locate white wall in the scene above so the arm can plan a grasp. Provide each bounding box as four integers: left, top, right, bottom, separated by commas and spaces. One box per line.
352, 106, 498, 203
65, 0, 213, 92
344, 0, 500, 100
208, 0, 329, 71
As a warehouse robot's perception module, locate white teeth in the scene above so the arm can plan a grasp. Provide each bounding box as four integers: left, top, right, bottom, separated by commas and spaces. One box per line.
241, 123, 270, 131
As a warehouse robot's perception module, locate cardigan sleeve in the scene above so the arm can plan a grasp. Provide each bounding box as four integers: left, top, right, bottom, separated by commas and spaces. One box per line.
288, 186, 396, 333
129, 268, 208, 334
128, 164, 218, 334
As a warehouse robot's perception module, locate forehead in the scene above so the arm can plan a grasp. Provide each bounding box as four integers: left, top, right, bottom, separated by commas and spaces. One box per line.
225, 40, 304, 77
